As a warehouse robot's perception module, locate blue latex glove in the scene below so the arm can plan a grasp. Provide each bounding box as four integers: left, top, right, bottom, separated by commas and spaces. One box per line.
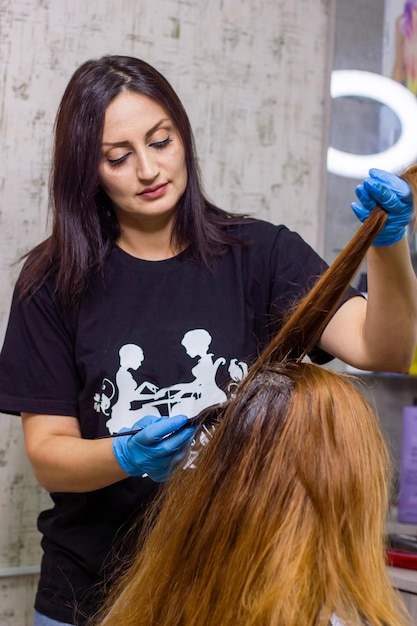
112, 414, 196, 482
351, 168, 413, 246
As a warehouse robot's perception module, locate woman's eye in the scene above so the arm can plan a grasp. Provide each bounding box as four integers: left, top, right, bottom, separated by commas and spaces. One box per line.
150, 137, 173, 149
107, 153, 130, 167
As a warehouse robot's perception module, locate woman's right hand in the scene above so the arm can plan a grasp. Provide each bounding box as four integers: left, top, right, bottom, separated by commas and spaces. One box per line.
21, 412, 196, 492
112, 414, 196, 482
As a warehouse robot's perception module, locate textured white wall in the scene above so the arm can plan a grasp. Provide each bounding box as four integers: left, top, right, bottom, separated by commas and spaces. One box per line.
0, 0, 335, 623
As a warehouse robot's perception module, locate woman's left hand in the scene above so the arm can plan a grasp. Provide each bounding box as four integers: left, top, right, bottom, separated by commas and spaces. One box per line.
351, 168, 413, 246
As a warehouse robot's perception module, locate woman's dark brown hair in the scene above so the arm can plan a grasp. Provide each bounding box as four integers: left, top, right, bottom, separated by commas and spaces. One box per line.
17, 55, 245, 306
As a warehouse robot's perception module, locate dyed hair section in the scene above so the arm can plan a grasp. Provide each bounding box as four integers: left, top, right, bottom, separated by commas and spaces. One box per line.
90, 166, 417, 626
93, 363, 405, 626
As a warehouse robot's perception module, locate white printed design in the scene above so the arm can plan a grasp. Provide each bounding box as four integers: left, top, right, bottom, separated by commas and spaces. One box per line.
93, 328, 248, 434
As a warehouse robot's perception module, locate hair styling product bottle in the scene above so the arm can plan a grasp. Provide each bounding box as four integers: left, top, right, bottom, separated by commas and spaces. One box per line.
398, 400, 417, 523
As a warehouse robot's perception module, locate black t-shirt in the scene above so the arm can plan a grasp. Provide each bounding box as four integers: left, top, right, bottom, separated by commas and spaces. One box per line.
0, 219, 358, 624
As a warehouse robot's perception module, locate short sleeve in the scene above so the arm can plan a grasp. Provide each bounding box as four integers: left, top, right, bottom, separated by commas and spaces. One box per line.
0, 282, 80, 416
267, 226, 361, 363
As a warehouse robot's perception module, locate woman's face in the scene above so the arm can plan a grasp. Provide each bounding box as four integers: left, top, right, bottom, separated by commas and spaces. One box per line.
98, 90, 188, 233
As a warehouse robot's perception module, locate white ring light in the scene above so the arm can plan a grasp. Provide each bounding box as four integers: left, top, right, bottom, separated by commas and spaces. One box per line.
327, 70, 417, 178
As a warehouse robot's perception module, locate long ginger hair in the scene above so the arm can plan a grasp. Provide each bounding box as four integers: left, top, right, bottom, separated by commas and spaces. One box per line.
91, 167, 417, 626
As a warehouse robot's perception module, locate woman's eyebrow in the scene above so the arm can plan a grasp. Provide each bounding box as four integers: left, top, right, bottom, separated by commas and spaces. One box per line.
145, 118, 171, 140
102, 118, 171, 147
102, 140, 131, 147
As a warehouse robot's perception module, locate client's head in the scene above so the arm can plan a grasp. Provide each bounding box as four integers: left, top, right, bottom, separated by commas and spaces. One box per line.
93, 361, 405, 626
92, 167, 417, 626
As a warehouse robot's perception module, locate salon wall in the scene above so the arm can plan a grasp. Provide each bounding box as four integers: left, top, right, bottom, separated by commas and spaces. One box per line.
325, 0, 385, 265
0, 1, 335, 623
325, 0, 417, 505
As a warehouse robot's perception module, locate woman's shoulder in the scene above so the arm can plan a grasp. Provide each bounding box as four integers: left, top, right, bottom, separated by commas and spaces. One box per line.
223, 217, 316, 257
223, 216, 290, 242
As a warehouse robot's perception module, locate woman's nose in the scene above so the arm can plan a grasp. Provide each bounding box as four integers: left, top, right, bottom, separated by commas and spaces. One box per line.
136, 151, 159, 181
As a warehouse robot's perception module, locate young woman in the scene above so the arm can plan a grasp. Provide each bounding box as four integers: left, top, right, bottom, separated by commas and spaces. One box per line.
92, 366, 408, 626
91, 199, 414, 626
0, 55, 415, 625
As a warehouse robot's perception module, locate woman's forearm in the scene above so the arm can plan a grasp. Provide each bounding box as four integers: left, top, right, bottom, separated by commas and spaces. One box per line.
22, 413, 129, 493
364, 237, 417, 372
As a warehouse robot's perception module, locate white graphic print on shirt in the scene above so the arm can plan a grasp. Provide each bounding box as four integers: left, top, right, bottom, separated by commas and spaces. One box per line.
93, 328, 248, 434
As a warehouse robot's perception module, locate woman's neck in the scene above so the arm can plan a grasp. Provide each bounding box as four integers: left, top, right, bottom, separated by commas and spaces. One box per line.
115, 211, 184, 261
116, 227, 181, 261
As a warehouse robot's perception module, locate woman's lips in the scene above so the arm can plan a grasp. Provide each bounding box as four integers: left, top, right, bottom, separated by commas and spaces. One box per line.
138, 183, 168, 199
